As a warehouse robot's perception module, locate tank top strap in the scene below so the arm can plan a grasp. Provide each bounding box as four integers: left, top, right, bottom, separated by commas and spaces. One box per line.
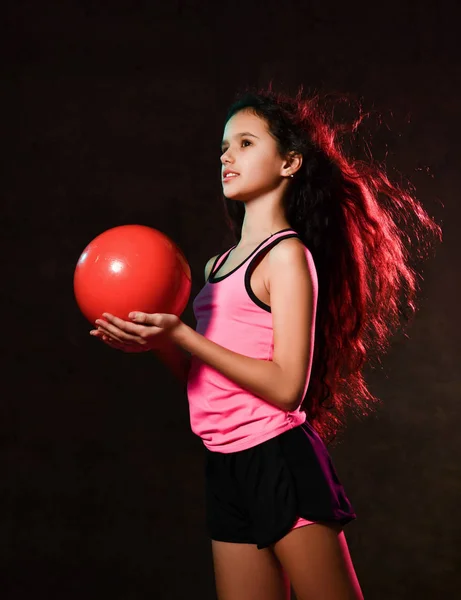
209, 229, 299, 281
258, 229, 299, 252
209, 245, 236, 278
252, 228, 300, 255
241, 228, 300, 281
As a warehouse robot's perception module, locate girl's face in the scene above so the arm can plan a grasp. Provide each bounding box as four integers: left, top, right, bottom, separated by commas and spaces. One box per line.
220, 110, 288, 201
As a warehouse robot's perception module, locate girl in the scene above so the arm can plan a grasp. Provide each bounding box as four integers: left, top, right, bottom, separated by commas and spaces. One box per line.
91, 88, 442, 599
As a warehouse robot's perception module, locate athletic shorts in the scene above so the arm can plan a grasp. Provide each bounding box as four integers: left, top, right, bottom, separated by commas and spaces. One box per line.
204, 421, 356, 549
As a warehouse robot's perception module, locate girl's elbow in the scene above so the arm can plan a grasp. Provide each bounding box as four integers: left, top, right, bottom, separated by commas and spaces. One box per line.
284, 387, 304, 412
285, 399, 301, 412
273, 363, 304, 411
271, 391, 299, 412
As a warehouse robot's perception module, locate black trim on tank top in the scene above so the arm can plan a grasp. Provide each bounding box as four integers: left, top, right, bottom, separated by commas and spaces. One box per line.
208, 228, 296, 283
244, 233, 301, 313
208, 250, 229, 282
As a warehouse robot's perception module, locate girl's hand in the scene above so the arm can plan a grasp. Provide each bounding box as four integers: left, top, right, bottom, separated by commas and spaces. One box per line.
90, 328, 148, 353
90, 312, 182, 352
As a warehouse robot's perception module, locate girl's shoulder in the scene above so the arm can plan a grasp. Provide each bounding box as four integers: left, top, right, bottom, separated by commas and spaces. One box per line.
204, 253, 221, 282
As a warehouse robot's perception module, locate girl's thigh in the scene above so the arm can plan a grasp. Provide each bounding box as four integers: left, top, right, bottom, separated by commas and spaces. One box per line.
271, 523, 363, 600
211, 539, 290, 600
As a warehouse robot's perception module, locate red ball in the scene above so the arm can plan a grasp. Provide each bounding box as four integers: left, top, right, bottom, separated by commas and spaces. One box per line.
74, 225, 191, 325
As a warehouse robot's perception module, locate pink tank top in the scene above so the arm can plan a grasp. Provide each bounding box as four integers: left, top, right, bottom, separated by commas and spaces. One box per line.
186, 228, 318, 453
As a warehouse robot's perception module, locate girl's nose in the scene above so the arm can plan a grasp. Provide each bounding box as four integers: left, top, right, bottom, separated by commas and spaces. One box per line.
221, 149, 233, 164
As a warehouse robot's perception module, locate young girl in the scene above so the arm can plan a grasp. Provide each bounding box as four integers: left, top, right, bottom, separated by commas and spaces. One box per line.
91, 88, 442, 599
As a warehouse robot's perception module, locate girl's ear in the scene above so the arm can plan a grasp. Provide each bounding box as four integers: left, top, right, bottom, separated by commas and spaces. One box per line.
281, 152, 303, 178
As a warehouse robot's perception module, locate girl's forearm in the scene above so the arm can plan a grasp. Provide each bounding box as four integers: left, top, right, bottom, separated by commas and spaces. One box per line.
171, 323, 297, 411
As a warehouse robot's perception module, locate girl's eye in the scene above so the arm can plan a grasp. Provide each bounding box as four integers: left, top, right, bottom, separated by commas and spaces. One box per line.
220, 140, 252, 154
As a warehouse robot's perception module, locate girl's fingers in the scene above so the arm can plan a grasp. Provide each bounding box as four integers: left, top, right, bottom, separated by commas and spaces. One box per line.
103, 332, 143, 349
91, 329, 121, 345
91, 330, 144, 352
95, 319, 140, 343
98, 313, 147, 337
97, 327, 125, 344
91, 328, 120, 342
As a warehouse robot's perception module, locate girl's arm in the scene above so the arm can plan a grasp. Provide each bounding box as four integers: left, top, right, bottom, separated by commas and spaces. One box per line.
171, 324, 291, 409
94, 241, 313, 410
171, 239, 315, 412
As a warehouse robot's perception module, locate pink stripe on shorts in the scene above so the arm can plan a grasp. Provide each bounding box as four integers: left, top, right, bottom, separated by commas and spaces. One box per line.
291, 516, 316, 530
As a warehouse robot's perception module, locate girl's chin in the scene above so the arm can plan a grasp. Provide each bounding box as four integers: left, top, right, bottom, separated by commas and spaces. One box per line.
222, 184, 249, 199
222, 185, 238, 197
223, 190, 244, 199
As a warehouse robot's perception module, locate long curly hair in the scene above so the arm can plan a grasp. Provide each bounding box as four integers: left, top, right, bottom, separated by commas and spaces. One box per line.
221, 86, 443, 443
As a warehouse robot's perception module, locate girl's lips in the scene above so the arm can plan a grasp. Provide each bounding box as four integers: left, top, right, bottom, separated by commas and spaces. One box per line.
222, 174, 240, 183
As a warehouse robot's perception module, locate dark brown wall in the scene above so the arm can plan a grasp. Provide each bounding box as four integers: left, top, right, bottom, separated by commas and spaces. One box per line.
3, 1, 458, 598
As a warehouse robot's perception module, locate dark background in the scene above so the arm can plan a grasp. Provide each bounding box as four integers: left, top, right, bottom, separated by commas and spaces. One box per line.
2, 1, 458, 598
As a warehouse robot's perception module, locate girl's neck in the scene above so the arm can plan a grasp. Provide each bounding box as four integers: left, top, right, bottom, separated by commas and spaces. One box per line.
239, 223, 292, 246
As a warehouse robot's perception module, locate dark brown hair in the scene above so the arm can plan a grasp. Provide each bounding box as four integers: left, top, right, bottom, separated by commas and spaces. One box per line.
222, 86, 443, 443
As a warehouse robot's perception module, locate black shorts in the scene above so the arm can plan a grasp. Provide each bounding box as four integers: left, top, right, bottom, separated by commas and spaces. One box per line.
204, 422, 356, 550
